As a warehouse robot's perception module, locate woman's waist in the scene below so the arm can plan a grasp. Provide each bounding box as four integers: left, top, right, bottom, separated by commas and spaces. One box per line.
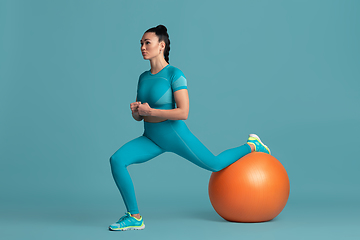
143, 116, 168, 123
143, 118, 186, 131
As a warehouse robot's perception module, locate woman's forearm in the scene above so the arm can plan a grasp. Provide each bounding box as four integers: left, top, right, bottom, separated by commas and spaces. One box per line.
149, 107, 188, 120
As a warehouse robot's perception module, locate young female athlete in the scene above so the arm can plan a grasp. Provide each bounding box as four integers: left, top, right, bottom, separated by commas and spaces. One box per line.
109, 25, 271, 231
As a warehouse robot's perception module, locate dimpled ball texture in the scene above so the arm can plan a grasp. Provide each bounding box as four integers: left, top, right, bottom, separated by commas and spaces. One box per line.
208, 152, 290, 222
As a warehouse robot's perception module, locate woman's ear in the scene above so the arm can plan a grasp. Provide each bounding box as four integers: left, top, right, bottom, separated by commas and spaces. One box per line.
160, 41, 165, 52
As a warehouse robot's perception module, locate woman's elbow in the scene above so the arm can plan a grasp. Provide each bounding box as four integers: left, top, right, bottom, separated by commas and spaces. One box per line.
181, 111, 189, 120
175, 107, 188, 120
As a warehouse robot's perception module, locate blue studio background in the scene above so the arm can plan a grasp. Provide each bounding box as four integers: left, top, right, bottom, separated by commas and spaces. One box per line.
1, 0, 359, 239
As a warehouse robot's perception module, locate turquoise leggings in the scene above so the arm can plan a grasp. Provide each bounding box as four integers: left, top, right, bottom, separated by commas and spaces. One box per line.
110, 120, 251, 214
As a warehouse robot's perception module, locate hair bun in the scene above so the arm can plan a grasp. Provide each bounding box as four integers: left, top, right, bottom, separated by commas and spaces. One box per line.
156, 25, 167, 33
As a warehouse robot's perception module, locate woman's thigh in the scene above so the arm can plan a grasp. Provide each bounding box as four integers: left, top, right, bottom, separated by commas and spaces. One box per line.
110, 136, 164, 167
148, 120, 217, 171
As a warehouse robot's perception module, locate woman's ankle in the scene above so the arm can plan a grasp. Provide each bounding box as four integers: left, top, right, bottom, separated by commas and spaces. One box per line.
247, 143, 255, 152
131, 213, 141, 220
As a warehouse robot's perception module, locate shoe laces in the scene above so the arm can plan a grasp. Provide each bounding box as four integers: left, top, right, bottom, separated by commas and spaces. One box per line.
116, 212, 131, 223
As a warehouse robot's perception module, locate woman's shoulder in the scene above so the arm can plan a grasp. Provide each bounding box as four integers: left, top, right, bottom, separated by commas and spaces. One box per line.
167, 65, 185, 78
138, 70, 150, 79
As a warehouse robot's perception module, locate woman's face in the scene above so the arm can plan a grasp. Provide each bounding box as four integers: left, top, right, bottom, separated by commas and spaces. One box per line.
140, 32, 164, 60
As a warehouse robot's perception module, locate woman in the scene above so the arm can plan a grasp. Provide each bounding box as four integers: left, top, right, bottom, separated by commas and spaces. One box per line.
109, 25, 271, 231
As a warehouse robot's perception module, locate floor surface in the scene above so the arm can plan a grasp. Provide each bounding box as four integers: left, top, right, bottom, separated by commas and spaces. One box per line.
2, 194, 359, 240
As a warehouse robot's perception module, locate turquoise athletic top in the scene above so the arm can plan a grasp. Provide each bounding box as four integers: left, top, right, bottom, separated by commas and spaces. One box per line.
137, 65, 187, 110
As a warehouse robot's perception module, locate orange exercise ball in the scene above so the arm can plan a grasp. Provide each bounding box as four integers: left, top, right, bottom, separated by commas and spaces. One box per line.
208, 152, 290, 222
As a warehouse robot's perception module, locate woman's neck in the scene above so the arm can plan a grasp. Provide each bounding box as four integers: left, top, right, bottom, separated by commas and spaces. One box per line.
149, 57, 168, 75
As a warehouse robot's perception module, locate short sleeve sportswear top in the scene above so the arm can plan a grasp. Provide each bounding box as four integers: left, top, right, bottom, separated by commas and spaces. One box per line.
136, 65, 187, 110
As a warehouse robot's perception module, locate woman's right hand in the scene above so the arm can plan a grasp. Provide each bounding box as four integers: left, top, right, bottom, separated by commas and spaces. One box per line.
130, 101, 143, 121
130, 101, 141, 113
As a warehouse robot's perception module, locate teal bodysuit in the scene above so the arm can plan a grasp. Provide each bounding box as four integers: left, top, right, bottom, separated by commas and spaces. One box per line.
110, 65, 251, 214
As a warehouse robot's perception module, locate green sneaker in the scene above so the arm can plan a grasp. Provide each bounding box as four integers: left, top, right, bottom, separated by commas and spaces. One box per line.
109, 212, 145, 231
247, 134, 271, 155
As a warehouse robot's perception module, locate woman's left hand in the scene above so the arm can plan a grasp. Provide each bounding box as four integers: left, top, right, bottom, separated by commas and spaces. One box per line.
138, 102, 152, 116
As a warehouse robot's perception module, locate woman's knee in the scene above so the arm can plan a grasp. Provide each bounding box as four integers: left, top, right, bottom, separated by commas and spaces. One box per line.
110, 154, 124, 168
209, 164, 222, 172
192, 159, 222, 172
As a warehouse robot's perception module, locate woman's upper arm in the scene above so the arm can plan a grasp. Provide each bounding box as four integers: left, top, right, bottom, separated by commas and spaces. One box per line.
174, 89, 189, 117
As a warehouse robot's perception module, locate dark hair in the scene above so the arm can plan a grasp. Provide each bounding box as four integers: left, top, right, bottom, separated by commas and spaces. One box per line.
145, 25, 170, 63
